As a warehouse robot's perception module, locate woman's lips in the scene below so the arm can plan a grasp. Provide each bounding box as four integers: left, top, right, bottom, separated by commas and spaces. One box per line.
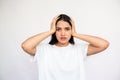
60, 37, 67, 40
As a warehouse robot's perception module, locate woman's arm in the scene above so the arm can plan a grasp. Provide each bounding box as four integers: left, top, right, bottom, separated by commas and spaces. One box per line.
71, 19, 109, 56
21, 16, 57, 55
21, 31, 53, 55
73, 33, 109, 56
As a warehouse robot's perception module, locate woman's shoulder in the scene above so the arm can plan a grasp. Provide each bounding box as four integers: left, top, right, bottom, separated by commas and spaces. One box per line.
73, 43, 88, 47
72, 43, 89, 52
37, 43, 54, 49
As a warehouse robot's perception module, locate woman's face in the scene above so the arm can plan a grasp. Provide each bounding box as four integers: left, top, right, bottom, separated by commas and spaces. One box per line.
55, 20, 72, 46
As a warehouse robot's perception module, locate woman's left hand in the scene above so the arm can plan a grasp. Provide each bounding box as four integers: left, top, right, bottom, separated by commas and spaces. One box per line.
71, 18, 77, 37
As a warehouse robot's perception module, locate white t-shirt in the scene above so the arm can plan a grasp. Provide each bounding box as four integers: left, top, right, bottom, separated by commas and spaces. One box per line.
34, 43, 88, 80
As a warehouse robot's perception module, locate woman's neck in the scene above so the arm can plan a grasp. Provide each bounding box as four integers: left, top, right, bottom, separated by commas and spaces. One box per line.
55, 42, 69, 47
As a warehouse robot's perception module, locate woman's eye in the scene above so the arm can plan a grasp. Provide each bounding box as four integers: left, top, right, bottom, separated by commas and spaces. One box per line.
65, 28, 70, 31
56, 28, 60, 31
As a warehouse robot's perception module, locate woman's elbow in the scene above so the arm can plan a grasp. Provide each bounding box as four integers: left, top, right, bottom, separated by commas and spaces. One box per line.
101, 40, 110, 50
21, 43, 36, 56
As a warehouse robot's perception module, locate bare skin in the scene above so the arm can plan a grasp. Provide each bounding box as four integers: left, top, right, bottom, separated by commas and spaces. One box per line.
21, 15, 109, 56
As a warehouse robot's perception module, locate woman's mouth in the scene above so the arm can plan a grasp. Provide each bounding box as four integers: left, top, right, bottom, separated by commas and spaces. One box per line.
60, 37, 67, 40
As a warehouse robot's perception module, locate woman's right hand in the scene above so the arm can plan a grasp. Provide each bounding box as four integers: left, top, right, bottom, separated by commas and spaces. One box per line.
50, 15, 58, 34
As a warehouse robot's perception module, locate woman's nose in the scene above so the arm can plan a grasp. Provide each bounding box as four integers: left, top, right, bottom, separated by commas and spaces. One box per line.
61, 30, 65, 36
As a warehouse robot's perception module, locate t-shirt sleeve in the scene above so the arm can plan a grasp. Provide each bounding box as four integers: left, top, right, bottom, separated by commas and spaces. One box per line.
77, 43, 89, 60
33, 43, 45, 62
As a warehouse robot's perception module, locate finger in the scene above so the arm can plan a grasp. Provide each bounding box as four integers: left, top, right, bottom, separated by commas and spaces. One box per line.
70, 17, 75, 27
70, 16, 75, 22
53, 15, 59, 21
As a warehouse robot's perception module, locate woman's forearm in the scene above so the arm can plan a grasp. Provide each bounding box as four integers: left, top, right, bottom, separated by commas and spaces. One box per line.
22, 30, 53, 55
73, 33, 109, 55
74, 33, 109, 47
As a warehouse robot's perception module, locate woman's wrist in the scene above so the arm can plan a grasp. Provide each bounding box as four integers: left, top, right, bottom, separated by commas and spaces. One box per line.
49, 30, 55, 34
72, 32, 78, 37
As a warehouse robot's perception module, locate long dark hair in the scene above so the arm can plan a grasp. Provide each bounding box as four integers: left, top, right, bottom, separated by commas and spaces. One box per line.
49, 14, 75, 45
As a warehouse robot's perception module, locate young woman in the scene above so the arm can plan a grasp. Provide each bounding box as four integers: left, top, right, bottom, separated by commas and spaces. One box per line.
22, 14, 109, 80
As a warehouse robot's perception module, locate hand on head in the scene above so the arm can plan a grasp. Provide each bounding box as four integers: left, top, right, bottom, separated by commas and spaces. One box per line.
50, 15, 59, 34
70, 17, 77, 37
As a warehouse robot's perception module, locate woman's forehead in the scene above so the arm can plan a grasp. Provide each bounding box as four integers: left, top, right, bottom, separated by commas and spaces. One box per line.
56, 20, 71, 27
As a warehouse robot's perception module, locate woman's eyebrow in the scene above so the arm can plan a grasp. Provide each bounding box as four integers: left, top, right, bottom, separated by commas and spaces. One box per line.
65, 27, 71, 28
56, 26, 70, 28
56, 26, 60, 28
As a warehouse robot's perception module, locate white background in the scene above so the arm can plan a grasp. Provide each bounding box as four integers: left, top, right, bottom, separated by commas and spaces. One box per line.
0, 0, 120, 80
